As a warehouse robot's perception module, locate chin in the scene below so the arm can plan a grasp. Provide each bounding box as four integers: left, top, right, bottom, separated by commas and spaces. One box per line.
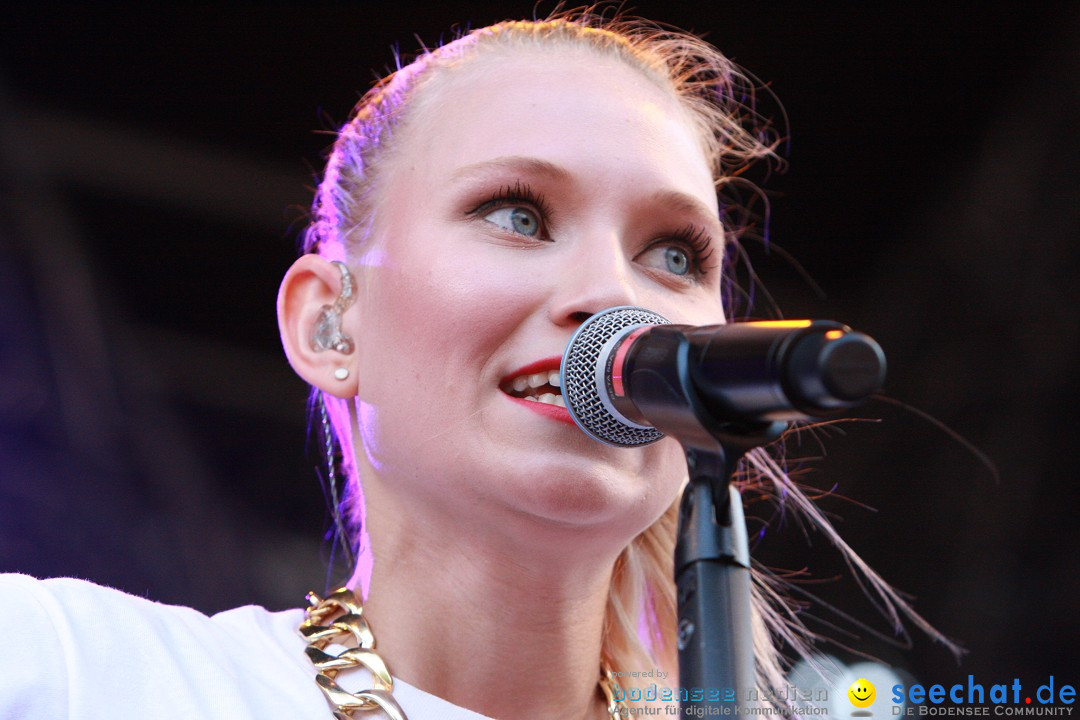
510, 460, 673, 536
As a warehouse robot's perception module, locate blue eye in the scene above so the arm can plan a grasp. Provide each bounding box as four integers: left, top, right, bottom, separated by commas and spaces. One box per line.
637, 238, 711, 283
637, 225, 715, 284
484, 206, 541, 237
664, 246, 690, 276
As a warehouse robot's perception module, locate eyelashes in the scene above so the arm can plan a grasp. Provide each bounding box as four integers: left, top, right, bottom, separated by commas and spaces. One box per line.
466, 181, 718, 282
664, 224, 717, 276
469, 181, 553, 238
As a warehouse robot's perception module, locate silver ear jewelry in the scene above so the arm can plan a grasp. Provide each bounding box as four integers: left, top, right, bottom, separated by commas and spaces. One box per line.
333, 367, 349, 381
311, 260, 356, 354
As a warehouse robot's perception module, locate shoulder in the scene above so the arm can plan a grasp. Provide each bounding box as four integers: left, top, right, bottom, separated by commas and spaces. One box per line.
0, 575, 500, 719
0, 573, 307, 668
0, 574, 323, 719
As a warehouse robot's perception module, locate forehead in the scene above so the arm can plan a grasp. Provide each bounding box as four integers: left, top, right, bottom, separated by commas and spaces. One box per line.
396, 46, 717, 210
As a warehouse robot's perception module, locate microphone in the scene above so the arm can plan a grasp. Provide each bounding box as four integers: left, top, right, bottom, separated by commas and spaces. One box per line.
560, 306, 886, 448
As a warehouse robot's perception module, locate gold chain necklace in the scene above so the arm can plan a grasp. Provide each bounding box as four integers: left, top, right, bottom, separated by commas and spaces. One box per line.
300, 588, 628, 720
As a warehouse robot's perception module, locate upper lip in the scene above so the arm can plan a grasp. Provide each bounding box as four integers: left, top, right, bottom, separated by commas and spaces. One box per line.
500, 355, 562, 384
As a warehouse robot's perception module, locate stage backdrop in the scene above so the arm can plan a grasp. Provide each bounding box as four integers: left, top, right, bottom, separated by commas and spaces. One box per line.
1, 1, 1076, 696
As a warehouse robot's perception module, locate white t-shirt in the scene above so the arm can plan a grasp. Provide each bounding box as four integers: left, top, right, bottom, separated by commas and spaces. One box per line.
0, 574, 494, 720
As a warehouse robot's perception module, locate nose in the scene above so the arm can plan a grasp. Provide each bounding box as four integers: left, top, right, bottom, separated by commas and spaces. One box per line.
548, 231, 639, 327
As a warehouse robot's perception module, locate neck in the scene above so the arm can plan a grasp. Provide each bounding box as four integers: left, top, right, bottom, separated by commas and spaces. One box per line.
353, 484, 624, 720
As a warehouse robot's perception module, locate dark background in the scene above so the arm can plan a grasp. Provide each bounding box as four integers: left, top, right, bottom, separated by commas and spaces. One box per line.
1, 1, 1076, 694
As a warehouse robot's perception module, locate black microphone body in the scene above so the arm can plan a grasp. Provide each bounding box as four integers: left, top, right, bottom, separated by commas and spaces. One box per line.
614, 319, 885, 424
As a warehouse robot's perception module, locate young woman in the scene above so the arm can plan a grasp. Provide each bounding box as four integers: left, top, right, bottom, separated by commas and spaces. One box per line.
0, 10, 939, 720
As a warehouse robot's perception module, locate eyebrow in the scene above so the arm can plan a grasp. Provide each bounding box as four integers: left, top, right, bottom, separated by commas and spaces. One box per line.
451, 156, 573, 184
649, 189, 725, 238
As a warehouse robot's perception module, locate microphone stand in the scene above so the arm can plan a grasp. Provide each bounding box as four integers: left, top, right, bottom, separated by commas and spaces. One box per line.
674, 422, 784, 718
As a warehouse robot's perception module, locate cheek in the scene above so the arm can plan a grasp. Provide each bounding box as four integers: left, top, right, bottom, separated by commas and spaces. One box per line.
403, 246, 539, 335
638, 292, 726, 331
350, 233, 544, 430
650, 437, 690, 492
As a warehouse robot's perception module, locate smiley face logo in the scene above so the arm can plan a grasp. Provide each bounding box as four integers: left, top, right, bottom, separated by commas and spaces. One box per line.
848, 678, 876, 708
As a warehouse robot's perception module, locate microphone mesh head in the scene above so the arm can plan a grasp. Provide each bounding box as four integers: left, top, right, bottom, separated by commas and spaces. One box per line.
561, 306, 670, 448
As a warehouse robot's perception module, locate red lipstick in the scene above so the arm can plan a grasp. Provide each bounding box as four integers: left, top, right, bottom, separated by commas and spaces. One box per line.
500, 356, 575, 426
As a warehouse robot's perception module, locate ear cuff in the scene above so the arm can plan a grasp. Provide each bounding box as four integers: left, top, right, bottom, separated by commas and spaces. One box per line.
311, 261, 357, 355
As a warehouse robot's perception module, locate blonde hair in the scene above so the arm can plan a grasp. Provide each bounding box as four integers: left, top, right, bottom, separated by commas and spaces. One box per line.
302, 8, 953, 712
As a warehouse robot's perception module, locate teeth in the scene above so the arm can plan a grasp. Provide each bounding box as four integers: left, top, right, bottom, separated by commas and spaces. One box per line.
504, 368, 565, 401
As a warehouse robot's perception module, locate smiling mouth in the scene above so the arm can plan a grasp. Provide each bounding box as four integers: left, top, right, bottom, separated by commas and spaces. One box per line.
500, 369, 564, 407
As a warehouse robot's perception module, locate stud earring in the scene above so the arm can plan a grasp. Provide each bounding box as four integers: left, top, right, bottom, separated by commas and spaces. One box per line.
333, 367, 349, 381
311, 261, 356, 355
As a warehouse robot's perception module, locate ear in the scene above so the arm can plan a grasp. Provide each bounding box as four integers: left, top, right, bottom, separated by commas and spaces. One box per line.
277, 254, 359, 398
